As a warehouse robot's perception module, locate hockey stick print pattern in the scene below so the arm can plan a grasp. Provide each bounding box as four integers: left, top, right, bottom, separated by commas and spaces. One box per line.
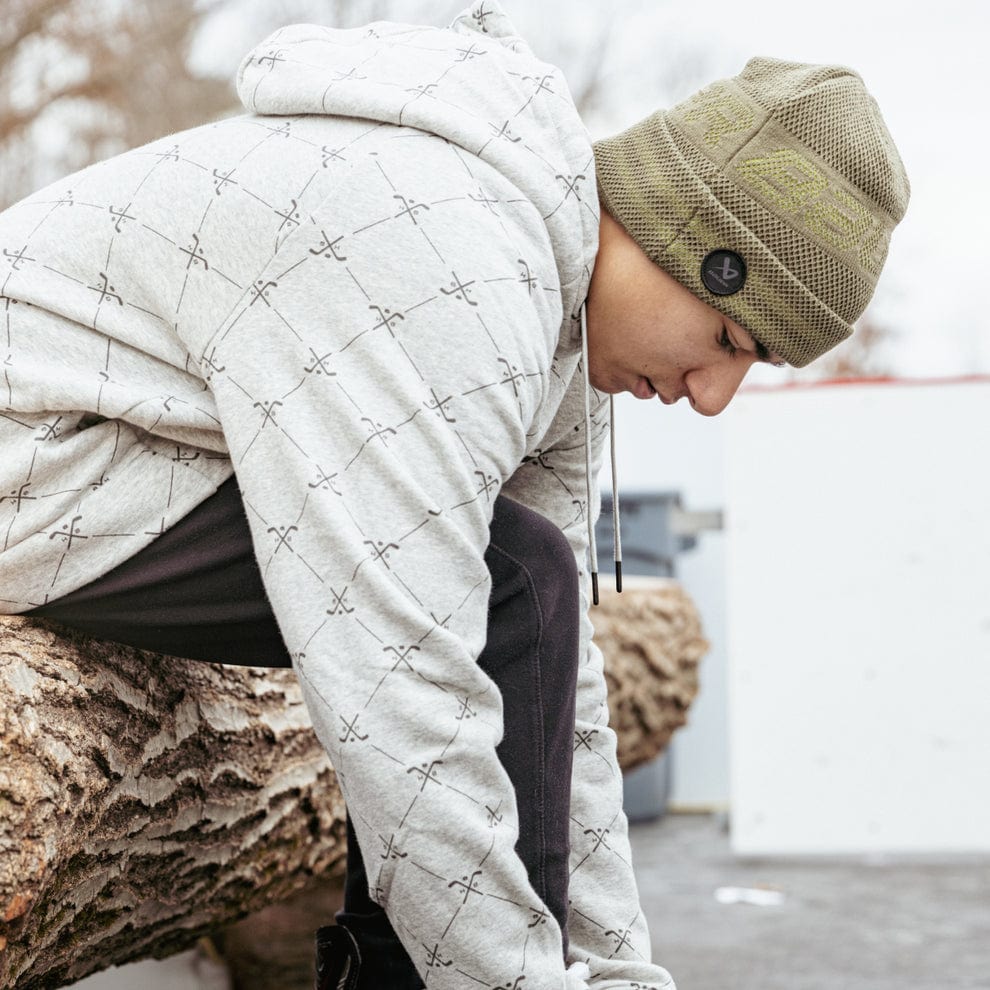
0, 2, 673, 986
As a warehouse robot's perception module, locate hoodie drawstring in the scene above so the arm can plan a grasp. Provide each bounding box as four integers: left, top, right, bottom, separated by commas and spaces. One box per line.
579, 301, 621, 605
609, 393, 622, 593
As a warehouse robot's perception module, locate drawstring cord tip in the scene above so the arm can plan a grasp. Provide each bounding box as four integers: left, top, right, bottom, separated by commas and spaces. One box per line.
615, 560, 622, 593
591, 571, 599, 606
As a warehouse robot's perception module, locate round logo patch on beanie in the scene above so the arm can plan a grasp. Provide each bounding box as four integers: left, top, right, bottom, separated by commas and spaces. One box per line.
701, 249, 746, 296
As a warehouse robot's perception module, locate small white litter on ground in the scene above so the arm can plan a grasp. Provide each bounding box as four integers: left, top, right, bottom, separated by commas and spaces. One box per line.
713, 885, 785, 907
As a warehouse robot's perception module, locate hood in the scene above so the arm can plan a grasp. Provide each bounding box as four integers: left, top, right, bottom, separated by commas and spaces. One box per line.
236, 1, 598, 330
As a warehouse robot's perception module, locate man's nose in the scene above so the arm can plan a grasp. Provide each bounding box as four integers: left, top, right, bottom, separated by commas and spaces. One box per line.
686, 359, 753, 417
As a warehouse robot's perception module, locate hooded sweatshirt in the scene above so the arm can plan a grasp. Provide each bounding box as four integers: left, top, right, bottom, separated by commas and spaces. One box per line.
0, 3, 675, 987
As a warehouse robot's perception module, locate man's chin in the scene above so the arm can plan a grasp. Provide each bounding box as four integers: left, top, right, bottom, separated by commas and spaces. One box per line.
586, 369, 621, 395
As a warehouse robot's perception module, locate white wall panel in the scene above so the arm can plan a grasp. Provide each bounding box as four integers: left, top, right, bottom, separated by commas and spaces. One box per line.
725, 378, 990, 853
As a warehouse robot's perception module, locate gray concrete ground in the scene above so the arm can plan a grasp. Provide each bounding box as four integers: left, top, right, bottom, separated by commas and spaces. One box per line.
631, 812, 990, 990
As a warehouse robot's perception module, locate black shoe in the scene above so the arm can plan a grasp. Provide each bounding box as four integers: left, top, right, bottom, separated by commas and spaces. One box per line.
315, 924, 361, 990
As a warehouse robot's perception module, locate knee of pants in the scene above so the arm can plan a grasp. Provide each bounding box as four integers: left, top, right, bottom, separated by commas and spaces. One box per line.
488, 496, 580, 636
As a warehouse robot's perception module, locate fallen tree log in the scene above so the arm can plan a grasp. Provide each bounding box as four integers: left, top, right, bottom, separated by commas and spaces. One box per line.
0, 579, 706, 989
0, 617, 344, 990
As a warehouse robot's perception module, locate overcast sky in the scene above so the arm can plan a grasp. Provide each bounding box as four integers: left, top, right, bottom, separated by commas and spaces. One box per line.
194, 0, 988, 380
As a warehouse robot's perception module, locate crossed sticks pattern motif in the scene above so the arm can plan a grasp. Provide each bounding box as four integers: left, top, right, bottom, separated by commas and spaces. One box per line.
0, 2, 673, 986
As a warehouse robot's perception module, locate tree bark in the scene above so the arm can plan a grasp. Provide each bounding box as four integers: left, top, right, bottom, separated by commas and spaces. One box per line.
0, 617, 344, 990
0, 580, 705, 989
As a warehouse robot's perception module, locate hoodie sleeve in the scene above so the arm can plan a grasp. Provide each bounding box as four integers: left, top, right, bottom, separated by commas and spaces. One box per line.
502, 386, 678, 990
192, 131, 584, 989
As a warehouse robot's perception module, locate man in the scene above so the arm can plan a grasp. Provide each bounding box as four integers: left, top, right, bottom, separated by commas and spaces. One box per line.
0, 2, 908, 988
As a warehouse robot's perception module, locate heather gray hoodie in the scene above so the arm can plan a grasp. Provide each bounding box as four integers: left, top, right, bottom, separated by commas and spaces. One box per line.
0, 3, 674, 987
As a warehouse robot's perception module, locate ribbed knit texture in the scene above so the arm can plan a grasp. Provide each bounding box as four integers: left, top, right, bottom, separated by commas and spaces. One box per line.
593, 58, 910, 367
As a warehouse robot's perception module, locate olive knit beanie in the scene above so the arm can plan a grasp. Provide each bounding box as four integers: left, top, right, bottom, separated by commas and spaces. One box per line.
592, 58, 910, 367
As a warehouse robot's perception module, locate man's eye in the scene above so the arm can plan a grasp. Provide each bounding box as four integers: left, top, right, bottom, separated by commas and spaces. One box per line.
719, 328, 737, 355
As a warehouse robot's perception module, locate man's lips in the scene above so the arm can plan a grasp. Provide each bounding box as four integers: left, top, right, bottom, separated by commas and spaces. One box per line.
632, 376, 656, 400
633, 377, 679, 404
